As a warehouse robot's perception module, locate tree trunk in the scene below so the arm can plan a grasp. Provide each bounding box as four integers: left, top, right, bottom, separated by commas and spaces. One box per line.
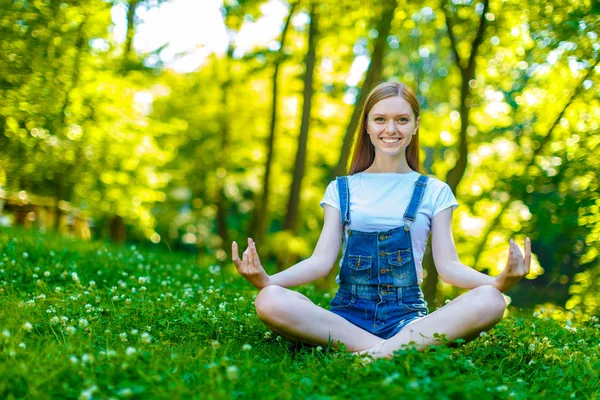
110, 215, 127, 244
282, 3, 319, 235
250, 1, 297, 246
331, 0, 397, 181
123, 0, 139, 64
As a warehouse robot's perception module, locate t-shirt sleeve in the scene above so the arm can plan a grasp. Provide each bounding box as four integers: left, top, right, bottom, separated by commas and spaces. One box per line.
320, 180, 340, 211
432, 181, 459, 217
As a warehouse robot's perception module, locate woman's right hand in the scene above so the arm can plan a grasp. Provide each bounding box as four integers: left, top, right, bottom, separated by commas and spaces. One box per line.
232, 237, 271, 290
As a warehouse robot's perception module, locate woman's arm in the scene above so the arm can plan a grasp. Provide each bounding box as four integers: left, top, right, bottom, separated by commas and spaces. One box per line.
431, 207, 496, 289
269, 204, 343, 288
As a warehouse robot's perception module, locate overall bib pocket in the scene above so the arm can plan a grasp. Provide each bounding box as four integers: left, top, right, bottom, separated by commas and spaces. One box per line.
348, 254, 372, 284
388, 249, 412, 280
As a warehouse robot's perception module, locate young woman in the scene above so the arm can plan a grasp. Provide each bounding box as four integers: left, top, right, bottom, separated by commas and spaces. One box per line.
231, 81, 531, 360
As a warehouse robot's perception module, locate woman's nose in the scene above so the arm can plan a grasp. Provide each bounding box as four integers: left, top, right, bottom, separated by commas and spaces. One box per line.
385, 121, 397, 133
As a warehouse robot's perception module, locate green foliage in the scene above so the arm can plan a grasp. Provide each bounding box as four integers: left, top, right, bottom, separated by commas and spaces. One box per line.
0, 0, 599, 312
0, 227, 598, 398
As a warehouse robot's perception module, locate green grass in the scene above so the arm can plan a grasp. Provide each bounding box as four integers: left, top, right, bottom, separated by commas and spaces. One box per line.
0, 227, 598, 399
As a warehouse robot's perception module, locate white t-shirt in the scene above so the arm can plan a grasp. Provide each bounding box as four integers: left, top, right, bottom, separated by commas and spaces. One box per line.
319, 171, 459, 285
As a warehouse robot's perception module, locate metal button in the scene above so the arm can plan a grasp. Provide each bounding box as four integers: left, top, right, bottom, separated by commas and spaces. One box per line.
379, 235, 385, 241
380, 268, 388, 274
404, 225, 410, 232
379, 251, 386, 257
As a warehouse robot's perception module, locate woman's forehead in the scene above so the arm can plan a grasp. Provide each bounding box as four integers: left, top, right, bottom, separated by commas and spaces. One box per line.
369, 96, 412, 115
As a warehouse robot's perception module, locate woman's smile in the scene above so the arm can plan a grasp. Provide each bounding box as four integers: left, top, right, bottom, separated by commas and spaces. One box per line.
379, 136, 403, 147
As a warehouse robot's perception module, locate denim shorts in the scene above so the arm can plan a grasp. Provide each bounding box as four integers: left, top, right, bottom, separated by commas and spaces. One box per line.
329, 284, 428, 340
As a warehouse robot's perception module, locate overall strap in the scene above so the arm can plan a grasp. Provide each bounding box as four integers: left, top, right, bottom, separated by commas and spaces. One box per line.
403, 175, 429, 230
336, 176, 351, 228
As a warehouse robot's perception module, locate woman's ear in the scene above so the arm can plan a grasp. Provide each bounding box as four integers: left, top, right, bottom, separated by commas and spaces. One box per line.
414, 116, 420, 135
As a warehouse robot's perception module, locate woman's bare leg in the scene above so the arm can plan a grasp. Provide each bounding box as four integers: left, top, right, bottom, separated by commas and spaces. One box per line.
360, 285, 507, 359
254, 285, 384, 352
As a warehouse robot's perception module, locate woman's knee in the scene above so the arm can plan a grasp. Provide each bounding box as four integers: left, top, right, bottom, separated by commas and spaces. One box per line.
470, 285, 507, 322
254, 285, 288, 321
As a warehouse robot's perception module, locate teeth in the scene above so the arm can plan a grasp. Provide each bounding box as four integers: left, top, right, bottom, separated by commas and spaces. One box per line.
381, 138, 400, 143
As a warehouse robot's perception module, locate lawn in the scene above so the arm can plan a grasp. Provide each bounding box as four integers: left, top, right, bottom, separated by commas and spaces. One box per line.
0, 227, 598, 399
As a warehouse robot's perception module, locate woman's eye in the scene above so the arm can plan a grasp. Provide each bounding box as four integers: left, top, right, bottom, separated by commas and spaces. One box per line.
375, 117, 384, 122
397, 118, 408, 122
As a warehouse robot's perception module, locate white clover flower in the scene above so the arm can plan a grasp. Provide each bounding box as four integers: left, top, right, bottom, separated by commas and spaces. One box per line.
226, 365, 239, 380
78, 319, 89, 329
529, 343, 535, 351
112, 295, 119, 301
50, 316, 59, 325
131, 329, 138, 335
138, 277, 147, 284
44, 271, 50, 277
125, 347, 136, 356
88, 281, 96, 288
210, 340, 220, 348
70, 355, 79, 364
23, 252, 28, 258
242, 344, 252, 351
496, 385, 508, 392
119, 332, 128, 343
79, 384, 97, 400
55, 287, 62, 293
382, 372, 400, 386
60, 316, 69, 326
141, 332, 152, 344
316, 346, 323, 352
479, 331, 487, 337
18, 342, 26, 349
118, 388, 133, 397
125, 298, 132, 305
140, 286, 146, 292
2, 329, 10, 338
23, 322, 33, 332
264, 332, 272, 340
66, 326, 76, 335
71, 272, 80, 284
81, 354, 93, 364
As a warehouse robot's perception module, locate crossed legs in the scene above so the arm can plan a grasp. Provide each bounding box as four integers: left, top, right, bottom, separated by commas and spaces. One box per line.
254, 284, 507, 358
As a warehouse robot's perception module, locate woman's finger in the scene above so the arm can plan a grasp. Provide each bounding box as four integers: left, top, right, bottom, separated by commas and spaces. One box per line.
232, 241, 241, 270
251, 241, 260, 270
513, 239, 523, 259
241, 248, 250, 274
247, 244, 256, 272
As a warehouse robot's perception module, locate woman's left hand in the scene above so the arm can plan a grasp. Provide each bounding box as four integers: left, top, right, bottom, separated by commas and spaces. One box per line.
493, 237, 532, 293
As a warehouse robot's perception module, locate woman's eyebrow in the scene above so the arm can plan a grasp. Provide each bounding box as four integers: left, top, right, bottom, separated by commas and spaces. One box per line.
372, 113, 410, 117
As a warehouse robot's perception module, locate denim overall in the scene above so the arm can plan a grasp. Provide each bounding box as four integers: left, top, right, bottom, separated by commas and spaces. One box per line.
328, 174, 430, 339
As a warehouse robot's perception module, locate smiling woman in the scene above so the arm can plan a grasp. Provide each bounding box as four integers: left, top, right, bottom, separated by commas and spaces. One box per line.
232, 81, 532, 360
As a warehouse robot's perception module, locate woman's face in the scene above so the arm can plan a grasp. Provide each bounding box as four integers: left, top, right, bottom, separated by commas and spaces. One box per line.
366, 96, 419, 156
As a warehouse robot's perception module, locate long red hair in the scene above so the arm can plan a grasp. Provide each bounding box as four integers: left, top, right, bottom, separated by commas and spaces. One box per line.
348, 81, 421, 175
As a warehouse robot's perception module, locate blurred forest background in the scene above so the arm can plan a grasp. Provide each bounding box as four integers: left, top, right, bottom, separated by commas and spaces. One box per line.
0, 0, 599, 314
